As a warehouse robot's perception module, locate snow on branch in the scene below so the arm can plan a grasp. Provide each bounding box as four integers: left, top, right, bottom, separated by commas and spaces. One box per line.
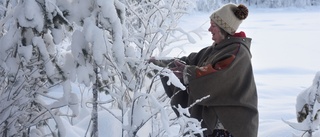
149, 63, 186, 90
284, 71, 320, 136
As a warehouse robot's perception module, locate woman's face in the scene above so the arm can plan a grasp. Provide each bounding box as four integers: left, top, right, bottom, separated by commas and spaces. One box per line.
208, 21, 223, 44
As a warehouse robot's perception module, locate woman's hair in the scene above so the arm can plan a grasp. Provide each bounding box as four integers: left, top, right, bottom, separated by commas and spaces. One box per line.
218, 26, 230, 40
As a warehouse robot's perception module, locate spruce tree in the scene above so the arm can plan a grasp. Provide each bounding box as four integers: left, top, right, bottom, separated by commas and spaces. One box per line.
0, 0, 75, 136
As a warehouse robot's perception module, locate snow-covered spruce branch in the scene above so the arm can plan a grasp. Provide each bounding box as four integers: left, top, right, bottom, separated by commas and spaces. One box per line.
284, 72, 320, 137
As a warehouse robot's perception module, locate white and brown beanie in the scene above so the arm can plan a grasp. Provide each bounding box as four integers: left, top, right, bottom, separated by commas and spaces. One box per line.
210, 3, 248, 35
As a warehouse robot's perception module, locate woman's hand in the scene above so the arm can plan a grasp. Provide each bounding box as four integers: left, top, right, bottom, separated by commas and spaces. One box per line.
170, 60, 186, 79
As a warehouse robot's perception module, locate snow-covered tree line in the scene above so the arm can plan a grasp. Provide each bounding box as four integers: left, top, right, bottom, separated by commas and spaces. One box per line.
195, 0, 320, 12
0, 0, 203, 136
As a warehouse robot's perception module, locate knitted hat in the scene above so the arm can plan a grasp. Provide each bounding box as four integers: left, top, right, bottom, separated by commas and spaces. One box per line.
210, 4, 248, 35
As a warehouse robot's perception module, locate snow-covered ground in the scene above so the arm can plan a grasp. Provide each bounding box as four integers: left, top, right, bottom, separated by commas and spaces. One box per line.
174, 7, 320, 137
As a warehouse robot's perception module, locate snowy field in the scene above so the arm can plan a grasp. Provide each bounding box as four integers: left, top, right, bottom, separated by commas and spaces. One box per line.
173, 7, 320, 137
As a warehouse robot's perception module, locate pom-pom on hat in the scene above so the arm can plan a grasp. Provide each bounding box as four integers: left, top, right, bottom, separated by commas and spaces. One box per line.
210, 3, 248, 35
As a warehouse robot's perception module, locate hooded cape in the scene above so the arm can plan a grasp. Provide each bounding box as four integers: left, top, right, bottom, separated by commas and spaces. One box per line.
162, 36, 258, 137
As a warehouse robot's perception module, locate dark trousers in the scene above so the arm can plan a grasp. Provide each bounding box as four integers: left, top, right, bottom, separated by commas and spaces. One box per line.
206, 129, 233, 137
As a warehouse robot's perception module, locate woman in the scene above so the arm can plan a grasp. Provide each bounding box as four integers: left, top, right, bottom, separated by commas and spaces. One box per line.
150, 3, 258, 137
